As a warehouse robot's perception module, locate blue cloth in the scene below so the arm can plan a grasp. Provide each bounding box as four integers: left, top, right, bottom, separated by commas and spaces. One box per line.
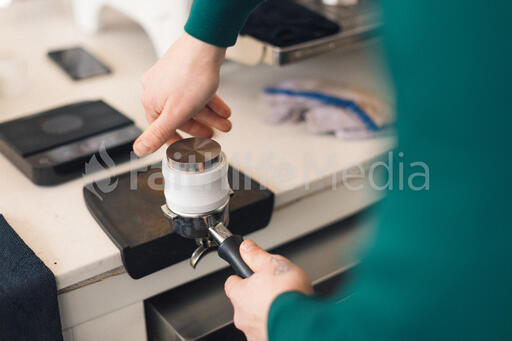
0, 215, 63, 341
264, 87, 379, 131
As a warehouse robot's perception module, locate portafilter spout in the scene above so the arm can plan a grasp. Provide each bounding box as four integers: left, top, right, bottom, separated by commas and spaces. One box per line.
160, 137, 253, 278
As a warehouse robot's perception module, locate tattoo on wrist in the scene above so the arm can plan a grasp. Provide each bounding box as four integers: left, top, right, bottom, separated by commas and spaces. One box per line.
272, 256, 292, 276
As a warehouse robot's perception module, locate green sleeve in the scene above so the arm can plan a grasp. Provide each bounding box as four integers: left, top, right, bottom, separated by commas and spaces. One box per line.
268, 1, 512, 340
184, 0, 262, 47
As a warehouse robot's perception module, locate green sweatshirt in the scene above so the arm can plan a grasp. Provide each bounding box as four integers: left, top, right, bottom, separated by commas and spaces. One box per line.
185, 1, 512, 340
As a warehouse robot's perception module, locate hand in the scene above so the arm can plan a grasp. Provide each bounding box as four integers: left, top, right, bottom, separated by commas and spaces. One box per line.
134, 33, 232, 157
224, 240, 313, 341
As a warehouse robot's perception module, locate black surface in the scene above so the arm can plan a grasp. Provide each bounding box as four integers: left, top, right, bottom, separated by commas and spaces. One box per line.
83, 165, 274, 279
0, 100, 139, 185
240, 0, 341, 47
218, 235, 253, 278
0, 215, 63, 341
48, 46, 111, 81
0, 100, 132, 156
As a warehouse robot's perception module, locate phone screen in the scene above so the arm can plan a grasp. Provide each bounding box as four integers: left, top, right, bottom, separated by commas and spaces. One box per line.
48, 46, 111, 81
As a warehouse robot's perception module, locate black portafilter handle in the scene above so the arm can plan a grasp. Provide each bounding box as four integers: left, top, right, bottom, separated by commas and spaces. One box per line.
217, 234, 254, 278
208, 223, 253, 278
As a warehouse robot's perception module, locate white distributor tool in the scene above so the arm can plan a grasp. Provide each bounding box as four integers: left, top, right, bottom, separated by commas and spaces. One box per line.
161, 137, 253, 278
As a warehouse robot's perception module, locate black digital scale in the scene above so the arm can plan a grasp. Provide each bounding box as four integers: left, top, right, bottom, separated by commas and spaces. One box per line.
0, 100, 141, 185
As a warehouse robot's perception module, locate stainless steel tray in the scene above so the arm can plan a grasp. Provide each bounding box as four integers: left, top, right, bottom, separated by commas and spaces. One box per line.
226, 0, 381, 66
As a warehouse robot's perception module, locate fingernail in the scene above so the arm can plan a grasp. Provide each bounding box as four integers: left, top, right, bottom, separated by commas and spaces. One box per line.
222, 108, 231, 117
241, 240, 255, 252
134, 139, 151, 157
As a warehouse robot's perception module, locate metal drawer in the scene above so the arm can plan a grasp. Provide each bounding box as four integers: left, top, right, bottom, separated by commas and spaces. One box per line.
145, 211, 373, 341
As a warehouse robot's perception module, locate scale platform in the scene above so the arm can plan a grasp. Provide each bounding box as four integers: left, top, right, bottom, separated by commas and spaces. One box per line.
83, 164, 274, 279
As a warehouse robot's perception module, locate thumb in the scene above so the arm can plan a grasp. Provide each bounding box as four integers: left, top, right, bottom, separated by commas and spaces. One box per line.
239, 240, 272, 272
224, 275, 243, 298
134, 103, 188, 157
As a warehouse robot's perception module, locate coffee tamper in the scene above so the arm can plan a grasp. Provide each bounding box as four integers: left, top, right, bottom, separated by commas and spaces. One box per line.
161, 137, 253, 278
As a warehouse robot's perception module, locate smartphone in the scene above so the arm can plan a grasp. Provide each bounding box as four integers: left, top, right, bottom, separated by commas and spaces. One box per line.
48, 46, 111, 81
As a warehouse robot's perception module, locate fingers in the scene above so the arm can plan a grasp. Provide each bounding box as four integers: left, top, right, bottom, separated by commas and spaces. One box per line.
135, 94, 194, 156
179, 119, 214, 138
164, 131, 183, 147
239, 240, 273, 272
208, 94, 231, 118
194, 107, 232, 132
224, 275, 243, 298
143, 104, 159, 125
134, 111, 179, 156
134, 95, 231, 157
141, 89, 161, 124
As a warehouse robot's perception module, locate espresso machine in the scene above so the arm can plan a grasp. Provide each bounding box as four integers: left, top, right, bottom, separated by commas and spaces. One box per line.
160, 138, 253, 278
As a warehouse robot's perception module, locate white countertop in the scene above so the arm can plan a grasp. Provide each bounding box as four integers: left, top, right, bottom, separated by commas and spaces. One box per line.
0, 0, 394, 290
